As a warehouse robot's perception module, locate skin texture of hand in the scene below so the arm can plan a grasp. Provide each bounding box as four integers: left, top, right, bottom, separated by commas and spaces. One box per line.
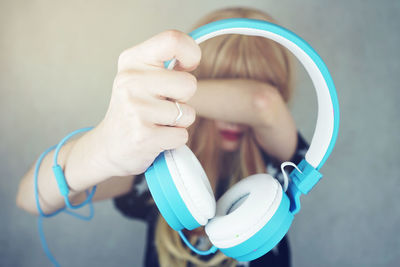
85, 30, 201, 181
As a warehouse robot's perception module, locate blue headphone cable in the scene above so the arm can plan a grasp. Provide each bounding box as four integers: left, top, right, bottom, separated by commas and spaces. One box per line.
34, 127, 96, 266
178, 230, 217, 256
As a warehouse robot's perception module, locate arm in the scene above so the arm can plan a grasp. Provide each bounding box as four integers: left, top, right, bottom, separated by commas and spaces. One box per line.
188, 79, 297, 162
16, 30, 201, 215
16, 128, 135, 215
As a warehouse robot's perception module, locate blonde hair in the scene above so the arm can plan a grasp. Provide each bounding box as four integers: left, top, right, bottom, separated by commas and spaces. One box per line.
155, 7, 295, 267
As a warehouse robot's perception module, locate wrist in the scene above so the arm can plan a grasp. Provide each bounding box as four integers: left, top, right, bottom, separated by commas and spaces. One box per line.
63, 126, 112, 192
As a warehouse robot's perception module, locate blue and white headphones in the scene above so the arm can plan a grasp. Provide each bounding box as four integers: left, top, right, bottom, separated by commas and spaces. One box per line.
145, 18, 339, 262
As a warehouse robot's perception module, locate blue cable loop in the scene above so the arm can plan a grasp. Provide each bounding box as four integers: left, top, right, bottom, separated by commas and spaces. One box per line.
34, 127, 97, 266
53, 127, 97, 209
178, 231, 218, 256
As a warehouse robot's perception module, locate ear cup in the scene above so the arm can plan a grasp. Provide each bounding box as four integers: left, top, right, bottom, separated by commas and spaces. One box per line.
145, 161, 186, 230
205, 174, 281, 246
145, 152, 201, 231
205, 174, 294, 261
164, 146, 216, 224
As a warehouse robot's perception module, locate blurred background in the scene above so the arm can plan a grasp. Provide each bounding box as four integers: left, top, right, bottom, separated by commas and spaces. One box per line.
1, 0, 399, 266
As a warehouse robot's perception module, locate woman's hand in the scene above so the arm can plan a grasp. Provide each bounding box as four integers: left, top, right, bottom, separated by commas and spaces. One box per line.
63, 30, 201, 191
16, 30, 201, 214
90, 30, 201, 180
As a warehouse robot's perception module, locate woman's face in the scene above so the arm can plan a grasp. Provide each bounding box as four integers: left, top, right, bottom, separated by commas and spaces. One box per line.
215, 120, 248, 152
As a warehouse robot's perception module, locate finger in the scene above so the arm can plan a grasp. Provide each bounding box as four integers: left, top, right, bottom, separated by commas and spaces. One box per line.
118, 30, 201, 72
153, 126, 189, 150
114, 69, 197, 102
142, 99, 196, 128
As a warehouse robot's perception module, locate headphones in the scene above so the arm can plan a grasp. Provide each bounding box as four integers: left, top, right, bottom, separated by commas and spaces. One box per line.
144, 18, 339, 262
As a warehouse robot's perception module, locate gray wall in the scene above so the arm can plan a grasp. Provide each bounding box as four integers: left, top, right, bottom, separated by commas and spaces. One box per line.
1, 0, 399, 266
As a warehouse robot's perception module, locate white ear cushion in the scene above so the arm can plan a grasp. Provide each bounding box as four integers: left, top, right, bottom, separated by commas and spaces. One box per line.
205, 174, 282, 248
164, 146, 216, 225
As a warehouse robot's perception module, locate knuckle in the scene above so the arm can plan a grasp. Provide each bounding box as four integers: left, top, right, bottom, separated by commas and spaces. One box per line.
184, 73, 197, 97
177, 72, 197, 101
113, 71, 141, 94
179, 129, 189, 144
114, 71, 130, 88
117, 49, 130, 70
163, 30, 184, 48
132, 123, 152, 145
118, 47, 141, 71
129, 98, 148, 118
169, 105, 179, 124
185, 105, 196, 125
194, 45, 202, 66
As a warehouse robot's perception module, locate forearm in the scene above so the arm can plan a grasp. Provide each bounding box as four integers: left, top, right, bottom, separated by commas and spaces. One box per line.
252, 86, 298, 162
253, 110, 298, 163
190, 79, 297, 161
16, 129, 112, 215
188, 79, 268, 126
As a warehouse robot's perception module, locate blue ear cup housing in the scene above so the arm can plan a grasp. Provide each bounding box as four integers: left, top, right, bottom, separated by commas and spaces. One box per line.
145, 145, 216, 230
145, 152, 201, 231
146, 152, 295, 261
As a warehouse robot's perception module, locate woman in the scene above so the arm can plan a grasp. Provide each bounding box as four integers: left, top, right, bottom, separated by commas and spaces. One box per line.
114, 8, 308, 266
17, 7, 307, 267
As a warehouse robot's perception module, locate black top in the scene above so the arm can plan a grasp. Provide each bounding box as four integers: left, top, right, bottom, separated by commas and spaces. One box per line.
114, 133, 309, 267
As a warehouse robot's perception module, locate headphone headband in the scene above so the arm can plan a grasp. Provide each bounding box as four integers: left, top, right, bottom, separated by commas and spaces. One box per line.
167, 18, 339, 170
149, 19, 341, 259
